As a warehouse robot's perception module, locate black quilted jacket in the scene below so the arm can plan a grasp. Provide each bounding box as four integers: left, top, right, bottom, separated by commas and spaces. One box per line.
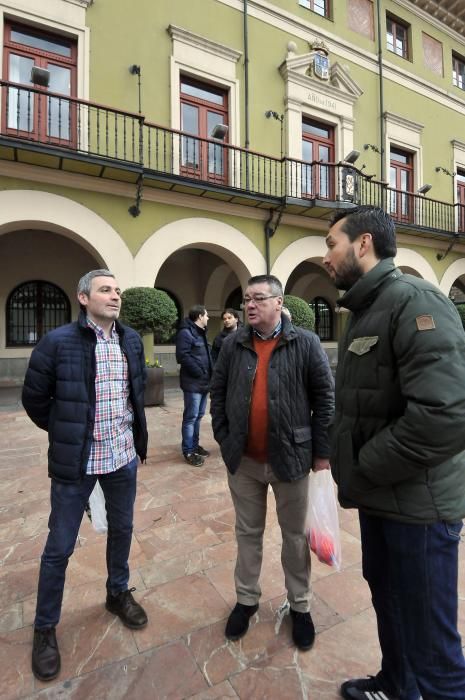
22, 312, 148, 483
210, 316, 334, 481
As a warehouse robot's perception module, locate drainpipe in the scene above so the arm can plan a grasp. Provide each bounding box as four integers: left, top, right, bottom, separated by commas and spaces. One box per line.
376, 0, 386, 182
243, 0, 250, 151
264, 207, 284, 274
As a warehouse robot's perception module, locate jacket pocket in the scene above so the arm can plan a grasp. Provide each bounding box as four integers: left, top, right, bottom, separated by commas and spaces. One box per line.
348, 336, 379, 356
293, 426, 312, 446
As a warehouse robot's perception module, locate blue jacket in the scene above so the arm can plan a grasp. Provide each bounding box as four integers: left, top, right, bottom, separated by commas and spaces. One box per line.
22, 311, 148, 484
176, 318, 212, 393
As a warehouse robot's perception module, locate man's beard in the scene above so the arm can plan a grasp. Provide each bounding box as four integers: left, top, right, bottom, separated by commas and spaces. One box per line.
333, 248, 364, 290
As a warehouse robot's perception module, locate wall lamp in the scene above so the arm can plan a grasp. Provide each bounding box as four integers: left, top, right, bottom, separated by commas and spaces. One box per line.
417, 183, 432, 195
210, 123, 228, 140
265, 110, 284, 122
129, 64, 142, 113
364, 143, 382, 154
435, 166, 456, 177
344, 150, 360, 164
30, 66, 50, 87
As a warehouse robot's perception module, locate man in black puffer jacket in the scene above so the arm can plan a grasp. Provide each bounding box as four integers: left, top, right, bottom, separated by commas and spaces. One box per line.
176, 305, 212, 466
210, 275, 334, 651
324, 206, 465, 700
22, 270, 148, 684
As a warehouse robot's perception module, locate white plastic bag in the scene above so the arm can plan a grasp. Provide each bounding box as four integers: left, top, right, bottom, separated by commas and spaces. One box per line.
306, 469, 341, 571
88, 481, 108, 534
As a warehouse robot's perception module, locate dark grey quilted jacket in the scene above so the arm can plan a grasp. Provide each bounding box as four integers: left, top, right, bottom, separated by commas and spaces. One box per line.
210, 316, 334, 481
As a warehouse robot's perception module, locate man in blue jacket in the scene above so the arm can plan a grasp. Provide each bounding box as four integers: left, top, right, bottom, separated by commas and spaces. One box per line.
176, 305, 212, 466
22, 269, 148, 683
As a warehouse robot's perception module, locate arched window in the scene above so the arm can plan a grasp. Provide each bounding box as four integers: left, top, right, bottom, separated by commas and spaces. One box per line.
6, 280, 71, 347
309, 296, 332, 340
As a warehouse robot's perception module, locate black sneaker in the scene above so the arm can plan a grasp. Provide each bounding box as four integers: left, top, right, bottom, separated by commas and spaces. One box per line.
32, 627, 61, 681
225, 602, 259, 641
195, 445, 210, 457
184, 452, 204, 466
341, 676, 397, 700
290, 608, 315, 651
106, 587, 148, 629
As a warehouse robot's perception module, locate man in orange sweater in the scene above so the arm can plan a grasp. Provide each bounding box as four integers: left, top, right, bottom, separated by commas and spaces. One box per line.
210, 274, 334, 650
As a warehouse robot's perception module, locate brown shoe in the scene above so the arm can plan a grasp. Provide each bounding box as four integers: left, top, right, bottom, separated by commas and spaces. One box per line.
32, 627, 61, 681
106, 587, 148, 629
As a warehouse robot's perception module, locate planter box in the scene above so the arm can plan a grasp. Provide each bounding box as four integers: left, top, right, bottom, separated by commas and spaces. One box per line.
144, 367, 164, 406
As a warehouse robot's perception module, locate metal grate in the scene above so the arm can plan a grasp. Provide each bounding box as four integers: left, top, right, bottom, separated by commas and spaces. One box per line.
310, 297, 333, 341
6, 280, 71, 346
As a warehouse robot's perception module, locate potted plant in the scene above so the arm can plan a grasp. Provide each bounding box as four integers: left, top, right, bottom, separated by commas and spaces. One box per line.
143, 356, 164, 406
120, 287, 178, 406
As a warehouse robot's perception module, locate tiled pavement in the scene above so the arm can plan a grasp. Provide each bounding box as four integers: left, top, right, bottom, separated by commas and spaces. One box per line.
1, 386, 464, 700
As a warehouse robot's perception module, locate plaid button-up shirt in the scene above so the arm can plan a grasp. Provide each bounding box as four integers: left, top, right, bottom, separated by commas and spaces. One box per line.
86, 318, 136, 475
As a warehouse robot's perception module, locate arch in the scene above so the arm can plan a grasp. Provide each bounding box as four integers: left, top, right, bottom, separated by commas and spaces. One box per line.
439, 258, 465, 297
134, 217, 266, 289
0, 190, 134, 289
204, 263, 233, 312
394, 248, 438, 286
271, 236, 328, 290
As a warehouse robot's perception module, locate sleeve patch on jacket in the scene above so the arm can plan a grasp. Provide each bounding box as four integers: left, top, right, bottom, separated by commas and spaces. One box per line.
416, 314, 436, 331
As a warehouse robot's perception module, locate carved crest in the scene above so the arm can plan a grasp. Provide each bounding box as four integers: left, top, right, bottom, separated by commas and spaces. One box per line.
307, 38, 330, 81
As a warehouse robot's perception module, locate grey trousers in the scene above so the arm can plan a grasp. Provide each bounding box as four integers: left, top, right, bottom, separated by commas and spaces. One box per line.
227, 455, 311, 612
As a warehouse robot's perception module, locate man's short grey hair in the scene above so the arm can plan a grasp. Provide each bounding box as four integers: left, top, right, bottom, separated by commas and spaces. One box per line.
77, 269, 115, 296
247, 274, 283, 297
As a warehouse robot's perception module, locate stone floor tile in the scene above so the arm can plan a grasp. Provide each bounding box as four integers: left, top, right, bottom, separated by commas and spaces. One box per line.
188, 680, 238, 699
0, 626, 35, 700
134, 573, 230, 652
312, 564, 372, 619
31, 640, 207, 699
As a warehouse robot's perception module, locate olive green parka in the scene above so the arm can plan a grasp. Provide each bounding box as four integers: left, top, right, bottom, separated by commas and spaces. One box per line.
331, 258, 465, 523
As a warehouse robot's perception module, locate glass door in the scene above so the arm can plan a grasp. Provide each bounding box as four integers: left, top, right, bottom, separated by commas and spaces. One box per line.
302, 119, 334, 199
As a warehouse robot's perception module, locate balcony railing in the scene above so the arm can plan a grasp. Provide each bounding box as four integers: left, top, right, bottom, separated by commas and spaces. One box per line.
1, 80, 464, 235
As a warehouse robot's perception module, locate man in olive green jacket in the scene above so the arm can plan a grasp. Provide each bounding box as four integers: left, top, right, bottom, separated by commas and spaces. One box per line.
324, 206, 465, 700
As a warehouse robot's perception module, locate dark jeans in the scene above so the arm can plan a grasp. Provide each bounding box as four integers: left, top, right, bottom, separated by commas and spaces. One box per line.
359, 511, 465, 700
181, 391, 208, 455
34, 458, 138, 630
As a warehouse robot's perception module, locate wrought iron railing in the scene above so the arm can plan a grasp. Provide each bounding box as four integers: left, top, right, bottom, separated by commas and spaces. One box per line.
1, 80, 464, 234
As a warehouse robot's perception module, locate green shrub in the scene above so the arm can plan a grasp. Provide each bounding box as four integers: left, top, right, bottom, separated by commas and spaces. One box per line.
283, 294, 315, 331
455, 304, 465, 331
121, 287, 178, 343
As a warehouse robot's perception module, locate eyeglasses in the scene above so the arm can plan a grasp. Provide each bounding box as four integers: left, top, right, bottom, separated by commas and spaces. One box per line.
242, 295, 279, 305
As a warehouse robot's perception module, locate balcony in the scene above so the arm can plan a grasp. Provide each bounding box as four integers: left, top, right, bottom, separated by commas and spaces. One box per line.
1, 80, 464, 240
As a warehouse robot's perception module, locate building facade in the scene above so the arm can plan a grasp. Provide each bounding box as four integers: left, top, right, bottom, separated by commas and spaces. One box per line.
1, 0, 465, 380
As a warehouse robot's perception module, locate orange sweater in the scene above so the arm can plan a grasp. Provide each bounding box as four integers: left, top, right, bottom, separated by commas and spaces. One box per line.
245, 336, 279, 463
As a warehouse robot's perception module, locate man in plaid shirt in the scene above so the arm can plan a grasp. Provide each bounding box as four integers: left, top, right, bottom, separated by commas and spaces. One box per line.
22, 270, 148, 683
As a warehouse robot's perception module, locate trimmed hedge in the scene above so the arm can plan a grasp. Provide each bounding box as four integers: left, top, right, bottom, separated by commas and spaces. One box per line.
121, 287, 178, 343
283, 294, 315, 331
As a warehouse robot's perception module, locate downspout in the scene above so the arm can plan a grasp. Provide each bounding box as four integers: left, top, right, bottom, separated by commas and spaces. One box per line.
243, 0, 250, 150
264, 207, 284, 274
376, 0, 386, 182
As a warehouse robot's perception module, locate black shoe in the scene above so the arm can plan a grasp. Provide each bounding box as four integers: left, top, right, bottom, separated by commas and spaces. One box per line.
195, 445, 210, 457
106, 587, 148, 629
32, 627, 61, 681
341, 676, 397, 700
184, 452, 204, 466
290, 608, 315, 651
225, 602, 259, 641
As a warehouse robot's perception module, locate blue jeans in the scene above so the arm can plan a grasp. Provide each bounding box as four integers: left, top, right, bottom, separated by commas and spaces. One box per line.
359, 511, 465, 700
181, 391, 208, 455
34, 458, 138, 629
